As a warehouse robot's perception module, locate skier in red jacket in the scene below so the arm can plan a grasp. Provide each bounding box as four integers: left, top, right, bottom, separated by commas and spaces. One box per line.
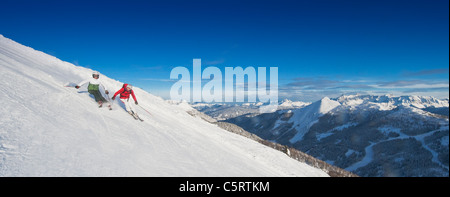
112, 84, 138, 116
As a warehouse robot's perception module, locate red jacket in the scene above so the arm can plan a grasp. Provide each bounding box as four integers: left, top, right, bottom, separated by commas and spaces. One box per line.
113, 84, 137, 101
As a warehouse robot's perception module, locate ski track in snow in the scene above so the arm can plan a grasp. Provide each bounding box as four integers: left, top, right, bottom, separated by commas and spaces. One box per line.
0, 35, 328, 177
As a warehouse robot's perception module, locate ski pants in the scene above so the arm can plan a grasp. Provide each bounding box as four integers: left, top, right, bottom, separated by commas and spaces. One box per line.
88, 90, 107, 102
120, 98, 136, 113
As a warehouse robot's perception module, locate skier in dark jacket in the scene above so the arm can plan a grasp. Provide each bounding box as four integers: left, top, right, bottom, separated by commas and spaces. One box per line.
75, 71, 110, 108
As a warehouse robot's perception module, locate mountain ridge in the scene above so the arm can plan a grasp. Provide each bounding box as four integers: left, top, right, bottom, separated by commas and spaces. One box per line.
213, 94, 449, 176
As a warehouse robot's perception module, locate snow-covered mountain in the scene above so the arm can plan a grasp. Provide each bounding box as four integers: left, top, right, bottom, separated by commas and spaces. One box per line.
191, 102, 261, 121
278, 98, 311, 110
336, 94, 449, 110
224, 94, 449, 177
0, 34, 328, 177
191, 99, 310, 121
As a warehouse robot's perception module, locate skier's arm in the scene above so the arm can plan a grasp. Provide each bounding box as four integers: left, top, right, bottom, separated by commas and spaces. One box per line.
131, 91, 137, 104
99, 80, 108, 92
112, 88, 124, 99
77, 79, 90, 87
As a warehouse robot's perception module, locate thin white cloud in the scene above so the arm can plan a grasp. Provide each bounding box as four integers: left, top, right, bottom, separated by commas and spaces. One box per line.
281, 77, 449, 102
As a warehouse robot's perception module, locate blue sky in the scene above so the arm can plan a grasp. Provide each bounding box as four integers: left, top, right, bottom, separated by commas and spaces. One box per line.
1, 0, 448, 102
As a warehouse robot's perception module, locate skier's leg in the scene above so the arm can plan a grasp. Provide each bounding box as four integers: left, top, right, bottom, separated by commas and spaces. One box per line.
88, 90, 96, 101
95, 90, 107, 102
121, 99, 137, 119
128, 100, 136, 114
120, 99, 131, 112
89, 90, 103, 106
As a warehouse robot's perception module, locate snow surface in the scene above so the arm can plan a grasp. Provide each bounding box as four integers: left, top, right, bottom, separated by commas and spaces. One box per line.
0, 35, 328, 177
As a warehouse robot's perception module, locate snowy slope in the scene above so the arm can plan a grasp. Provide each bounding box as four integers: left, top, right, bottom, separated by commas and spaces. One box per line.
288, 97, 341, 143
0, 35, 328, 177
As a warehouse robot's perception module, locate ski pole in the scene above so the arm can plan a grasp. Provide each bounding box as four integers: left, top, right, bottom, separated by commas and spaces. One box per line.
106, 93, 113, 105
138, 105, 152, 116
105, 94, 114, 109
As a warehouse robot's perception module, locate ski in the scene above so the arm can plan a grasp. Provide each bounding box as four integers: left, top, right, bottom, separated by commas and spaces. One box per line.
134, 113, 144, 122
129, 111, 144, 122
128, 111, 137, 119
129, 111, 138, 120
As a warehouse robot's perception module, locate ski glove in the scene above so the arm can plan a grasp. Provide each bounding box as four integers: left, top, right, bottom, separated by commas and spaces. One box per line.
75, 86, 80, 89
105, 90, 109, 94
112, 96, 116, 100
135, 101, 138, 105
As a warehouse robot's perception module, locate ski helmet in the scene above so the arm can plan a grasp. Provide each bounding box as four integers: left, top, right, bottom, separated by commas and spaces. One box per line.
92, 71, 100, 78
